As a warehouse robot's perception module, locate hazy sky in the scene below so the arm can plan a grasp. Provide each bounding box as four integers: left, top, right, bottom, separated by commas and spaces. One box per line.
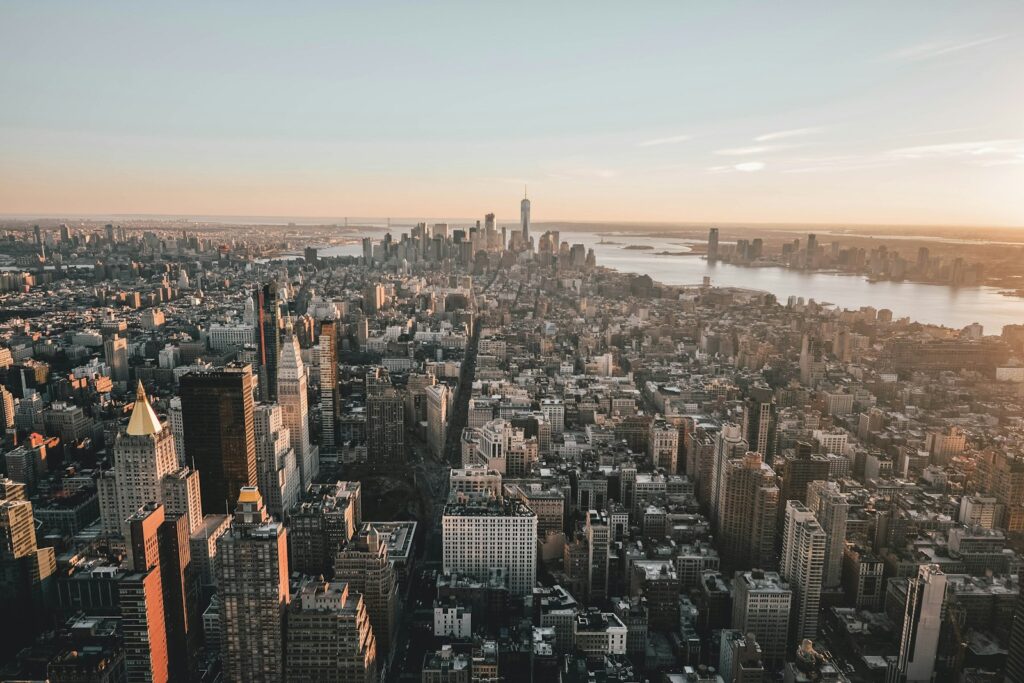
2, 2, 1023, 226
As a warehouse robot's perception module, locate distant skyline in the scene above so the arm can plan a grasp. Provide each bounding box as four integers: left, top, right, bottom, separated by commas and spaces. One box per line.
2, 2, 1023, 227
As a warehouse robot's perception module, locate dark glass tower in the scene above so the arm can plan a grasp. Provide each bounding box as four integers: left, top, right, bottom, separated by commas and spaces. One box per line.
257, 282, 282, 402
180, 363, 257, 512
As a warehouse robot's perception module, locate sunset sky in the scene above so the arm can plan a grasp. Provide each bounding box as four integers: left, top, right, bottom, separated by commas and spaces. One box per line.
1, 1, 1023, 226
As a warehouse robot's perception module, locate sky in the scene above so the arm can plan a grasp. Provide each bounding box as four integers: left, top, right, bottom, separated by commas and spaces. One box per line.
1, 1, 1023, 227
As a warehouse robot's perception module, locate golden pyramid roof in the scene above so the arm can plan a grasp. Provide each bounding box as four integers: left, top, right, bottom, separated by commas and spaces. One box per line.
126, 381, 163, 436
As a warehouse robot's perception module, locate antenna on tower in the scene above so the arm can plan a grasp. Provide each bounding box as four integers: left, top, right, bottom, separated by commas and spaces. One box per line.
524, 184, 528, 200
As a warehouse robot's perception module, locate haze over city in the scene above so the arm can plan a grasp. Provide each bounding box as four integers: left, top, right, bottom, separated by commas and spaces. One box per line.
2, 1, 1023, 226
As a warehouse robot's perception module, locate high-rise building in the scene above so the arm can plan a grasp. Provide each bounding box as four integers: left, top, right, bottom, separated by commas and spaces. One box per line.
778, 442, 830, 526
1006, 590, 1024, 682
742, 385, 776, 458
278, 334, 316, 489
719, 630, 766, 683
288, 481, 362, 577
426, 384, 449, 459
319, 321, 339, 454
286, 579, 378, 683
806, 480, 848, 588
799, 335, 826, 387
167, 397, 185, 466
256, 282, 283, 402
0, 384, 14, 432
780, 501, 826, 644
718, 451, 779, 570
217, 487, 289, 683
253, 403, 300, 519
648, 418, 679, 472
366, 387, 405, 466
104, 335, 129, 383
442, 490, 538, 597
0, 497, 57, 659
707, 228, 720, 263
180, 363, 257, 513
732, 570, 792, 670
335, 525, 400, 659
100, 382, 192, 535
520, 191, 531, 246
709, 423, 747, 526
585, 510, 610, 603
896, 564, 947, 683
121, 504, 170, 683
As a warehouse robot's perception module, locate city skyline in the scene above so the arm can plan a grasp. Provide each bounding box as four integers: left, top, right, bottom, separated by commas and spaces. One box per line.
2, 2, 1023, 226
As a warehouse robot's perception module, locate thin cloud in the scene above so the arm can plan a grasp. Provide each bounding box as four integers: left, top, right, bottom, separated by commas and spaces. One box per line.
714, 144, 795, 156
754, 127, 824, 142
889, 35, 1006, 61
708, 161, 766, 174
637, 134, 692, 147
887, 139, 1024, 160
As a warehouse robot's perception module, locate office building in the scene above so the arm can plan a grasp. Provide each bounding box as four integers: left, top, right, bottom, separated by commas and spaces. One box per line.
217, 487, 289, 683
104, 335, 129, 383
707, 228, 719, 263
180, 363, 257, 512
732, 570, 792, 669
806, 480, 848, 588
896, 564, 947, 683
334, 524, 400, 659
366, 387, 405, 466
288, 481, 362, 578
256, 282, 282, 402
286, 578, 378, 683
121, 504, 170, 683
426, 384, 449, 459
319, 320, 339, 453
585, 510, 610, 603
442, 490, 537, 597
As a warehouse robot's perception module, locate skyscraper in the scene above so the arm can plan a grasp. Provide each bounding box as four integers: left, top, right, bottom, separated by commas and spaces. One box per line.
742, 384, 776, 458
366, 387, 405, 466
1006, 590, 1024, 682
426, 384, 449, 459
277, 334, 316, 488
806, 480, 849, 588
585, 510, 610, 603
102, 383, 179, 533
520, 190, 531, 246
253, 403, 300, 519
319, 320, 339, 454
286, 579, 378, 683
0, 496, 57, 659
707, 227, 720, 263
718, 451, 779, 571
777, 442, 830, 527
122, 503, 171, 683
104, 335, 129, 383
897, 564, 947, 683
217, 487, 289, 683
256, 282, 282, 402
780, 501, 826, 644
180, 363, 257, 513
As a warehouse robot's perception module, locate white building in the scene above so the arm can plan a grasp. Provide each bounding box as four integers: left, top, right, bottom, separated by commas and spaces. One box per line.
426, 384, 450, 459
433, 601, 472, 638
449, 466, 502, 497
897, 565, 947, 683
442, 490, 537, 596
253, 403, 300, 520
732, 571, 792, 669
540, 398, 564, 436
780, 501, 826, 642
278, 335, 316, 489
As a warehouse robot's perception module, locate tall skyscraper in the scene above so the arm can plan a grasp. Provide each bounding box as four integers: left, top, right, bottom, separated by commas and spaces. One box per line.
253, 403, 300, 519
585, 510, 610, 603
806, 480, 849, 588
335, 525, 400, 660
318, 320, 339, 454
180, 363, 258, 513
256, 282, 282, 402
780, 501, 826, 644
122, 503, 177, 683
709, 423, 747, 526
217, 487, 289, 683
897, 564, 947, 683
520, 190, 531, 245
0, 384, 14, 432
777, 442, 830, 527
366, 387, 405, 466
1006, 590, 1024, 682
103, 383, 178, 531
286, 579, 378, 683
277, 334, 316, 489
104, 335, 129, 383
707, 227, 720, 263
718, 451, 779, 571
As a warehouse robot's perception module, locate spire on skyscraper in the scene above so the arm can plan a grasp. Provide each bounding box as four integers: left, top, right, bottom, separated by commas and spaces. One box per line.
127, 381, 162, 436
